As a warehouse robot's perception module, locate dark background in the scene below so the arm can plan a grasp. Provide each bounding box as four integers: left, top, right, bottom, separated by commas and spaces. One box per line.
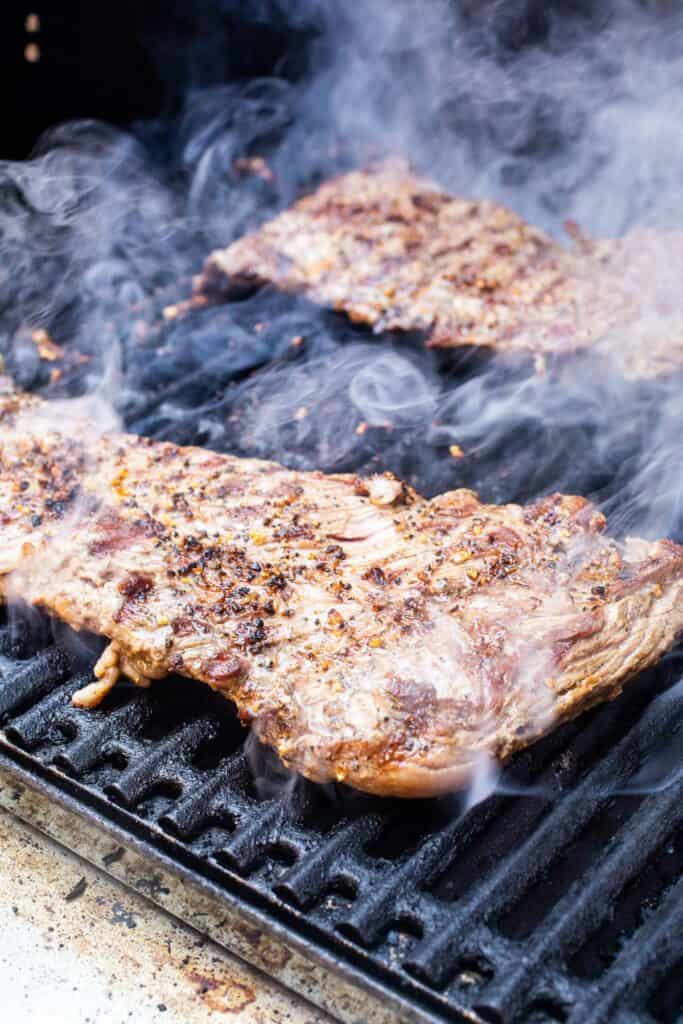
5, 0, 671, 161
1, 0, 322, 159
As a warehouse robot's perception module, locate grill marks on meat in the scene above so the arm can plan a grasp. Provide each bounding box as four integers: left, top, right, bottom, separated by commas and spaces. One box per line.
2, 380, 683, 796
200, 159, 576, 355
199, 159, 683, 379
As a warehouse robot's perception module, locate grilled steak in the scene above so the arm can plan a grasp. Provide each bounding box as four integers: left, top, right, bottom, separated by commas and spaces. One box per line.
199, 160, 683, 379
2, 378, 683, 797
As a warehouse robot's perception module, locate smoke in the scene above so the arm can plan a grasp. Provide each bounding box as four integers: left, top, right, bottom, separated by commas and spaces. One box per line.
312, 0, 683, 234
1, 0, 683, 799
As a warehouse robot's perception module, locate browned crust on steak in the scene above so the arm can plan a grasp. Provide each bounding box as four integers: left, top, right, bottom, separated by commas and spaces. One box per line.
1, 378, 683, 797
199, 159, 683, 380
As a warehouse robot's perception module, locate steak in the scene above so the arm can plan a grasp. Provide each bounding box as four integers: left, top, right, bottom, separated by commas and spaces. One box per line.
2, 377, 683, 797
199, 159, 683, 379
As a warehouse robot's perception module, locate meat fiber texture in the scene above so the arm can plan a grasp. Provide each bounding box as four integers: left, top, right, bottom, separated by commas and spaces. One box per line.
200, 159, 683, 380
1, 378, 683, 797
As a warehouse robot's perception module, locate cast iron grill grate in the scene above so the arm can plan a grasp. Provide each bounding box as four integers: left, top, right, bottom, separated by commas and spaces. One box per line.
0, 605, 681, 1024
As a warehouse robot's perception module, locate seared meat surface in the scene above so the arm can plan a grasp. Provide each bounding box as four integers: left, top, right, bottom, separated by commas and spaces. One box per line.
2, 378, 683, 797
200, 160, 683, 379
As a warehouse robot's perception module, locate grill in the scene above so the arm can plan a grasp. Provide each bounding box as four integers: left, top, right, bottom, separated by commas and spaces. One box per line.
1, 598, 681, 1024
3, 2, 683, 1022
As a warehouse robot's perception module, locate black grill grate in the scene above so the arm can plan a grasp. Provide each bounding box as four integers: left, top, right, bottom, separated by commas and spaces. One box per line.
0, 606, 681, 1024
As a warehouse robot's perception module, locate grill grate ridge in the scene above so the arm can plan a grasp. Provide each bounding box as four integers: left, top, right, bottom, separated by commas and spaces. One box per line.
333, 688, 647, 950
570, 873, 683, 1024
275, 813, 385, 910
158, 750, 247, 838
0, 646, 68, 717
473, 779, 683, 1021
402, 691, 683, 989
0, 605, 681, 1024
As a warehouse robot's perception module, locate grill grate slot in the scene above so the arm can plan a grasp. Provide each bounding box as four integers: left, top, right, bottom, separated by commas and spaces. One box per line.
4, 678, 85, 749
648, 956, 683, 1024
276, 814, 384, 910
213, 798, 301, 875
105, 714, 219, 807
159, 751, 247, 838
570, 825, 683, 983
338, 694, 636, 949
403, 690, 683, 990
569, 874, 683, 1024
51, 695, 152, 775
0, 606, 680, 1024
473, 779, 683, 1022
